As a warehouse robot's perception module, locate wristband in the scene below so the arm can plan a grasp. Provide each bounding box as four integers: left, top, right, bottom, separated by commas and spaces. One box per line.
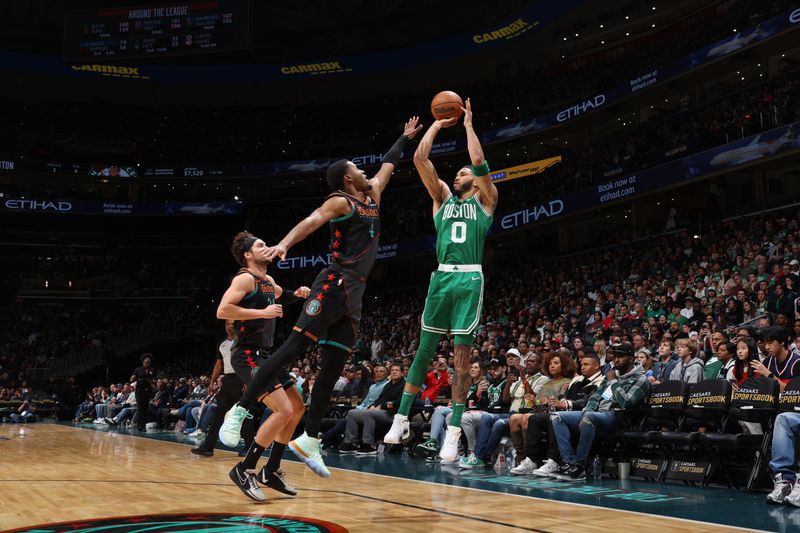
471, 161, 490, 177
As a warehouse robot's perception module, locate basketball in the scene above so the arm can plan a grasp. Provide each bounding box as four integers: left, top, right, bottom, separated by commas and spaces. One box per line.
430, 90, 464, 125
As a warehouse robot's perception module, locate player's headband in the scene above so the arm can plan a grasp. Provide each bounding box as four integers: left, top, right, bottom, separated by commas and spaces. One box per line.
243, 236, 259, 252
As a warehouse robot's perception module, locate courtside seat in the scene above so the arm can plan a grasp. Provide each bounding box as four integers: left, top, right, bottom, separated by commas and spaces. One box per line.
778, 377, 800, 414
618, 381, 689, 444
657, 379, 732, 446
698, 377, 779, 489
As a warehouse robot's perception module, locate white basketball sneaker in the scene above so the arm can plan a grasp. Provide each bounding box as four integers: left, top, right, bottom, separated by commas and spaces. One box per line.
383, 414, 410, 444
440, 426, 462, 462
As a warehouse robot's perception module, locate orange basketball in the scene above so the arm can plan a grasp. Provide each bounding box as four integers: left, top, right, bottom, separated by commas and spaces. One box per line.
430, 90, 464, 126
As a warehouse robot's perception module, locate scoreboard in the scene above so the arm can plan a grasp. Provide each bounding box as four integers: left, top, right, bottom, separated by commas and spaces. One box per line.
63, 1, 250, 61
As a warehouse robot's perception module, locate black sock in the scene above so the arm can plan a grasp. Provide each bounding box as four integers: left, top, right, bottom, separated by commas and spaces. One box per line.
241, 441, 265, 471
266, 442, 286, 472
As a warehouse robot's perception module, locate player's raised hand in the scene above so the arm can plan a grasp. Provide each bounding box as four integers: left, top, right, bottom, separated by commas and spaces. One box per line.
265, 243, 288, 262
461, 97, 473, 128
434, 117, 458, 129
403, 116, 424, 139
294, 286, 311, 299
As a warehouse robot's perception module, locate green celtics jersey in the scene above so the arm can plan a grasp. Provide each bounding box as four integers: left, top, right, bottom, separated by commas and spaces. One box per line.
433, 194, 493, 265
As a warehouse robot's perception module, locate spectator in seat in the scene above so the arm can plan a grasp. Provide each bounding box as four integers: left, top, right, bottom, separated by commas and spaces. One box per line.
703, 330, 731, 379
458, 356, 509, 469
342, 366, 370, 399
767, 284, 794, 317
550, 341, 650, 481
338, 363, 405, 455
767, 411, 800, 506
635, 348, 655, 378
730, 337, 760, 388
649, 339, 677, 385
751, 326, 800, 391
333, 366, 354, 396
10, 398, 36, 423
507, 351, 575, 468
421, 356, 451, 403
511, 353, 600, 475
668, 338, 705, 383
417, 359, 488, 460
712, 341, 737, 381
320, 365, 388, 448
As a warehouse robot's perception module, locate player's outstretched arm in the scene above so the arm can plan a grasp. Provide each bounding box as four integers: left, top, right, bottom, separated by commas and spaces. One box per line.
413, 118, 455, 211
463, 98, 498, 215
265, 275, 311, 301
369, 116, 423, 198
265, 195, 351, 261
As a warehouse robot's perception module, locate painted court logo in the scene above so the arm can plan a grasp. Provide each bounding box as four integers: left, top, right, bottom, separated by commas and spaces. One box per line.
6, 513, 348, 533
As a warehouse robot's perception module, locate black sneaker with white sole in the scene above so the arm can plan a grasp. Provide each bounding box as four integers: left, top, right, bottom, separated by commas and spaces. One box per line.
550, 463, 571, 478
554, 463, 586, 481
256, 467, 298, 496
229, 463, 267, 502
338, 442, 359, 454
355, 444, 377, 456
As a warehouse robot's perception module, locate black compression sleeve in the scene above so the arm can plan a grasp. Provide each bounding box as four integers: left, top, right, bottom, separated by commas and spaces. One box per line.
382, 134, 409, 166
276, 290, 300, 304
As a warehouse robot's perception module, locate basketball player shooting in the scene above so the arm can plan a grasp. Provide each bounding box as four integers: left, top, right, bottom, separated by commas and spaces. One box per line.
383, 98, 498, 463
219, 116, 423, 478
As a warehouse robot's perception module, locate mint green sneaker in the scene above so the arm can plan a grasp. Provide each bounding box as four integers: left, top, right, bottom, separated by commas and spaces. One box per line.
218, 405, 252, 447
289, 433, 330, 478
458, 453, 485, 470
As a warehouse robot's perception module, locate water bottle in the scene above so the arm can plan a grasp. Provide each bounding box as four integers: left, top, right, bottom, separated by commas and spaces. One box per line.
591, 455, 603, 479
494, 452, 506, 471
505, 448, 514, 471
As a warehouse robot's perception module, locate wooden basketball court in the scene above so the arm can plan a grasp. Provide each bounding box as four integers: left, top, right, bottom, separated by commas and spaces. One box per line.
0, 424, 767, 532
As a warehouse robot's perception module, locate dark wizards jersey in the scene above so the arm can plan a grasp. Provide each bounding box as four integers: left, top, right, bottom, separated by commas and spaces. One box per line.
232, 269, 276, 348
328, 191, 380, 276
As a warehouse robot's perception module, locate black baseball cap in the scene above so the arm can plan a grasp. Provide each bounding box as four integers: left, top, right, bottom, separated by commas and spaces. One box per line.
608, 342, 635, 357
485, 355, 507, 367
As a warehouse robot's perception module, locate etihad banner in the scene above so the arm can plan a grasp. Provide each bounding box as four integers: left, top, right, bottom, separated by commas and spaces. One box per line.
497, 120, 800, 233
491, 156, 561, 183
0, 199, 242, 216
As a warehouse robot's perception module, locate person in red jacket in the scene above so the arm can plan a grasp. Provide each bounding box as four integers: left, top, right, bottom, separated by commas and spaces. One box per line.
421, 356, 451, 403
